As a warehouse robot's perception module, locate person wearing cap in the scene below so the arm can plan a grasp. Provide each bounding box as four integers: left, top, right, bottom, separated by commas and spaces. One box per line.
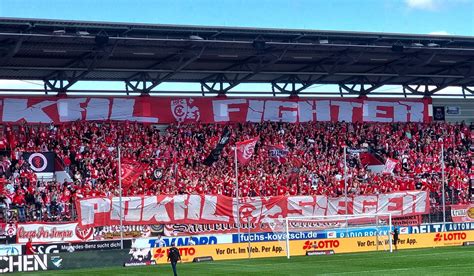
167, 241, 181, 276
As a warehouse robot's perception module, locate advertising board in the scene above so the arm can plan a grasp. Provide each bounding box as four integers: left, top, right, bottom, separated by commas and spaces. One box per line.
0, 255, 48, 273
137, 230, 474, 265
22, 240, 132, 255
132, 234, 232, 249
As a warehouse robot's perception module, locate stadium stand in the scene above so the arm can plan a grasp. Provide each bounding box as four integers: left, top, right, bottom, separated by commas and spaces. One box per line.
0, 121, 472, 223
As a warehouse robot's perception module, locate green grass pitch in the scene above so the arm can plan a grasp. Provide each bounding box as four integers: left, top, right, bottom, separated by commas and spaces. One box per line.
18, 246, 474, 276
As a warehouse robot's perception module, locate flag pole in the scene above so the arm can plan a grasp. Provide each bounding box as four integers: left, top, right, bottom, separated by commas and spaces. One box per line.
234, 146, 241, 243
343, 146, 348, 236
441, 143, 446, 227
343, 146, 348, 215
118, 146, 124, 250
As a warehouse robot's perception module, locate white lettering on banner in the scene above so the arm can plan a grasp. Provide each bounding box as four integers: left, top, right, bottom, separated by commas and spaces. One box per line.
0, 97, 429, 124
297, 101, 331, 122
287, 195, 328, 217
202, 195, 228, 222
246, 100, 264, 122
378, 193, 402, 216
80, 198, 111, 226
3, 98, 56, 123
364, 101, 393, 122
188, 195, 202, 220
77, 192, 429, 227
263, 101, 298, 123
327, 197, 348, 215
110, 98, 157, 123
397, 101, 424, 122
363, 101, 425, 123
142, 196, 172, 222
287, 196, 314, 217
111, 197, 142, 222
353, 195, 378, 214
331, 101, 362, 122
212, 99, 246, 122
408, 191, 428, 214
86, 98, 110, 120
173, 195, 187, 221
58, 98, 87, 122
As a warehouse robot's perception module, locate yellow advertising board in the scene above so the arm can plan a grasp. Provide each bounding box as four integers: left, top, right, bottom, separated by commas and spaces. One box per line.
151, 242, 287, 264
290, 230, 474, 255
151, 230, 474, 264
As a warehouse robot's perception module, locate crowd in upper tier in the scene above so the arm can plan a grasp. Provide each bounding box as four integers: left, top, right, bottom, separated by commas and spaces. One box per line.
0, 120, 472, 222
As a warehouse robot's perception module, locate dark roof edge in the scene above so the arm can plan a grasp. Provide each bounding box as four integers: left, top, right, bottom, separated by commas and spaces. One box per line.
0, 17, 472, 40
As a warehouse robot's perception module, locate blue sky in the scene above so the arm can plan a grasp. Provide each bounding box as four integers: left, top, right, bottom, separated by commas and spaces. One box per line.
0, 0, 473, 35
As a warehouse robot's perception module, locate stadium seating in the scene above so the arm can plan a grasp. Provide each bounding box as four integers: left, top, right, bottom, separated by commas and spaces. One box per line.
0, 121, 472, 222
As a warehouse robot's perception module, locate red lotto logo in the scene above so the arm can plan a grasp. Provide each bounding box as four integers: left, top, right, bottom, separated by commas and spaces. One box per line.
303, 240, 340, 250
303, 241, 314, 250
153, 248, 166, 260
434, 232, 466, 242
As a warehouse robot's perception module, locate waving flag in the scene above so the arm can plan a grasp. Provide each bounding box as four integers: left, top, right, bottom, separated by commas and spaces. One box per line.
203, 127, 231, 166
268, 145, 288, 164
121, 159, 146, 188
383, 158, 398, 174
236, 137, 259, 165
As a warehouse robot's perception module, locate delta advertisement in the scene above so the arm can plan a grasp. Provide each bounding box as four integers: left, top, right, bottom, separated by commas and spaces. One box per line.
125, 230, 474, 265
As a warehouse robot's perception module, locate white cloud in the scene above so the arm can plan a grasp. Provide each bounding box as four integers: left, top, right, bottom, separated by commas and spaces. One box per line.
405, 0, 437, 10
406, 0, 468, 11
429, 31, 450, 35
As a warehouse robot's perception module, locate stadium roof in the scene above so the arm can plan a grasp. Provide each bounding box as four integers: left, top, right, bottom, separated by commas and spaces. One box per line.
1, 17, 474, 97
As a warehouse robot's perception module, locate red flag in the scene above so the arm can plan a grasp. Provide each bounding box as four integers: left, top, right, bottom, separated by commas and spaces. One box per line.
121, 159, 146, 188
236, 137, 259, 165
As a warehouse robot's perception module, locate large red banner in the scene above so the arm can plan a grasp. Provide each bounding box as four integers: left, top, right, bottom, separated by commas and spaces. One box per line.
76, 191, 430, 227
0, 97, 430, 124
450, 204, 474, 222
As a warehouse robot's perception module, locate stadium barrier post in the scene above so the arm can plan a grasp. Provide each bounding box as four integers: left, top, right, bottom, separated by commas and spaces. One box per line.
343, 146, 348, 215
248, 217, 251, 259
343, 146, 348, 237
234, 147, 241, 243
376, 214, 379, 251
118, 146, 124, 250
441, 143, 446, 227
285, 217, 290, 259
389, 213, 392, 253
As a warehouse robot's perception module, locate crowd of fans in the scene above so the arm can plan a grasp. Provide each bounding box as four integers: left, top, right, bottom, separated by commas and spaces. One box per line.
0, 120, 472, 222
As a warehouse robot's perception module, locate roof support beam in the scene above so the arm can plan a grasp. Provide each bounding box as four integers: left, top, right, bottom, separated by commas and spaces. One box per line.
201, 48, 289, 94
42, 40, 119, 94
125, 46, 206, 95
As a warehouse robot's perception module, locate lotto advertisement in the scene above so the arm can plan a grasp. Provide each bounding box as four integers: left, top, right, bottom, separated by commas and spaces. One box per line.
125, 229, 474, 265
145, 242, 287, 265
